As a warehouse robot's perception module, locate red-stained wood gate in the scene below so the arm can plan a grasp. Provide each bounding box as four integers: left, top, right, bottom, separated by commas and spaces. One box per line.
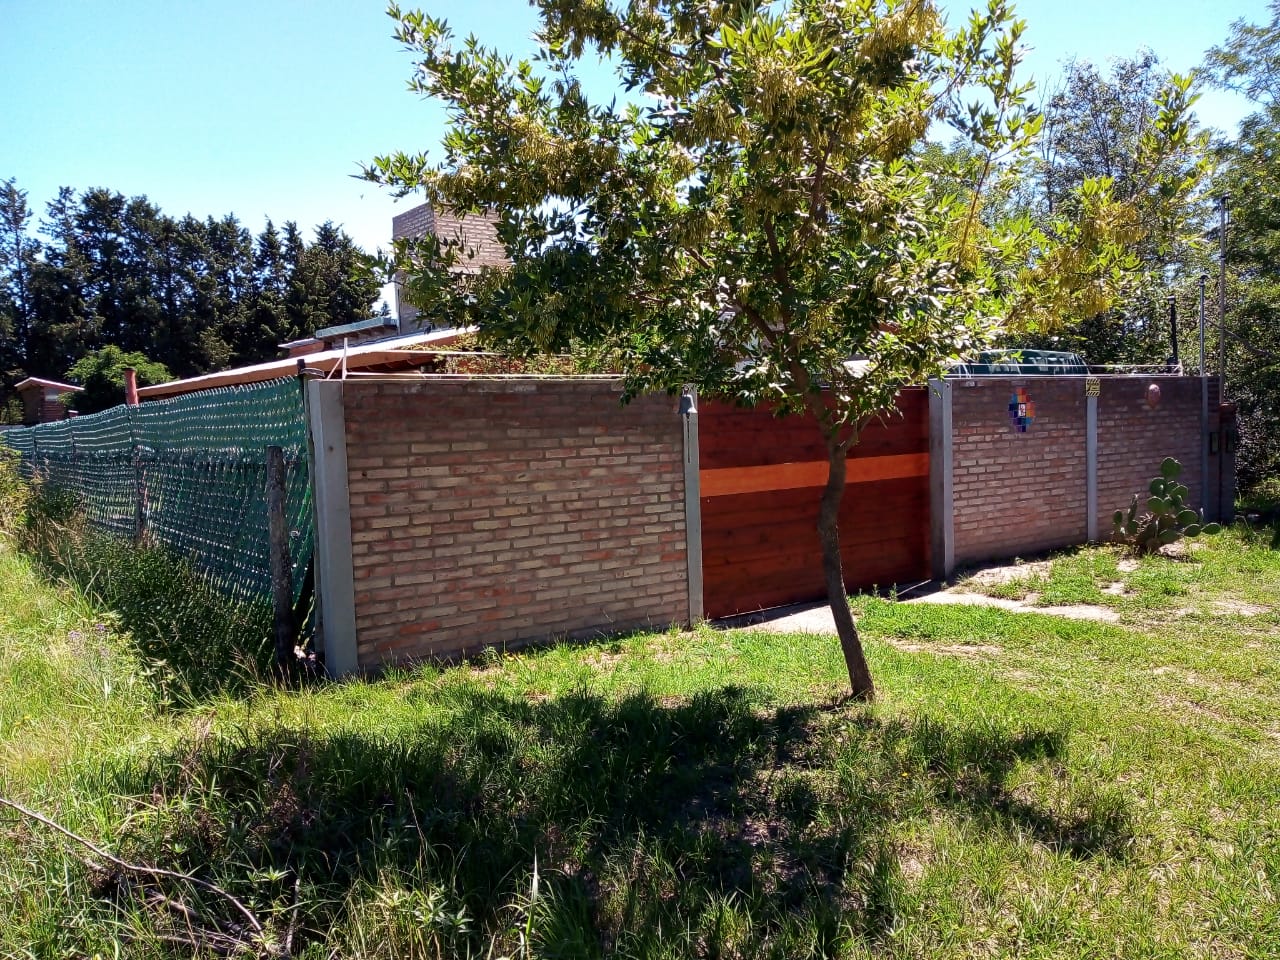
697, 389, 932, 618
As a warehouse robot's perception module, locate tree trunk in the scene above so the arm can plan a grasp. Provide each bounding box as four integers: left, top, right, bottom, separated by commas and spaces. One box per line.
819, 437, 875, 701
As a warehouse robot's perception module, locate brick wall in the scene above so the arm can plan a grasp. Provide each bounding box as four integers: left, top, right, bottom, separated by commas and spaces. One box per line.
1096, 377, 1215, 523
340, 378, 689, 669
390, 205, 435, 328
390, 203, 509, 330
951, 378, 1088, 566
947, 375, 1225, 569
19, 386, 75, 426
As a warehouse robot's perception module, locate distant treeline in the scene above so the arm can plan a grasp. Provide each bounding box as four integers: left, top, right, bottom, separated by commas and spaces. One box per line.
0, 178, 383, 418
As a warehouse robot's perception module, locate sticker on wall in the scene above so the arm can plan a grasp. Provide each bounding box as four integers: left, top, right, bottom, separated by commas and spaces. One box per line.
1085, 377, 1100, 397
1008, 387, 1036, 433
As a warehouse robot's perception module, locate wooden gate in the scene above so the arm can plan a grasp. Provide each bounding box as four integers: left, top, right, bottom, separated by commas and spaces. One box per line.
698, 390, 931, 618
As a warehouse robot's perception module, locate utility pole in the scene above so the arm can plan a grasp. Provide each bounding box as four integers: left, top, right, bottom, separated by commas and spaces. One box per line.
1199, 275, 1209, 517
1216, 194, 1230, 523
1218, 194, 1229, 400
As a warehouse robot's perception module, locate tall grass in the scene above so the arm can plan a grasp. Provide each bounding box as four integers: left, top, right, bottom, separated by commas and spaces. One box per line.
13, 477, 274, 704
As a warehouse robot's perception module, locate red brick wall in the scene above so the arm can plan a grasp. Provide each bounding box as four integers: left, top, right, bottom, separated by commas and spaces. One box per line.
950, 375, 1222, 568
20, 387, 73, 426
1096, 377, 1214, 523
951, 378, 1088, 566
341, 378, 689, 669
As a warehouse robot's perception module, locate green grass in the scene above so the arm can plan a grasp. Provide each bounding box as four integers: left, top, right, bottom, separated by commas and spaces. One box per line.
17, 484, 277, 703
1, 529, 1279, 958
961, 527, 1280, 621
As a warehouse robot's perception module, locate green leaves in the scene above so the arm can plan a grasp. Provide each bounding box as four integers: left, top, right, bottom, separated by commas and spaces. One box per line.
369, 0, 1193, 443
66, 346, 171, 415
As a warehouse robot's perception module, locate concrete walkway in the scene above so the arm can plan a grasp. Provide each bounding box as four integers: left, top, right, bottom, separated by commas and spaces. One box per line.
719, 586, 1119, 634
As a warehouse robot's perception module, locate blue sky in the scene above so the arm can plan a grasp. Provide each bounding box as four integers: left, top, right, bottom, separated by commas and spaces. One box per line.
1, 0, 1270, 300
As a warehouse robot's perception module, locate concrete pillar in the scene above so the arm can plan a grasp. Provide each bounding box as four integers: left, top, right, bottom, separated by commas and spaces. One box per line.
928, 378, 954, 581
306, 380, 359, 677
1086, 388, 1099, 541
680, 390, 704, 624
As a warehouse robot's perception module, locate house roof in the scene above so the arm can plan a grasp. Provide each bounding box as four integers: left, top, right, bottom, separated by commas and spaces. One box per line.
15, 377, 82, 393
136, 328, 473, 400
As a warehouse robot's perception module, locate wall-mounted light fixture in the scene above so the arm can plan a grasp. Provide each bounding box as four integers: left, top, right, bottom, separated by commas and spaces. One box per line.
678, 387, 697, 417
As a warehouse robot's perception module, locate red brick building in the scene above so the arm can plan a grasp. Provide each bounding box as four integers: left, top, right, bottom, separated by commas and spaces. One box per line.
15, 377, 82, 426
391, 203, 509, 330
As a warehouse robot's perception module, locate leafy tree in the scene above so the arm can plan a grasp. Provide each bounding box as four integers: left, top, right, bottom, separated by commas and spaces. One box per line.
1207, 3, 1280, 493
0, 179, 40, 370
290, 221, 383, 335
0, 183, 384, 410
28, 187, 97, 378
1010, 52, 1211, 363
1207, 1, 1280, 105
237, 220, 295, 365
366, 0, 1191, 699
65, 346, 172, 415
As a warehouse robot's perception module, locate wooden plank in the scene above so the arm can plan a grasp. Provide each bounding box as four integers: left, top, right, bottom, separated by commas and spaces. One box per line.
137, 349, 453, 399
704, 552, 928, 618
700, 452, 928, 497
697, 391, 932, 619
697, 389, 929, 470
702, 528, 925, 570
700, 490, 931, 617
704, 553, 925, 605
702, 510, 927, 567
703, 534, 921, 578
699, 478, 928, 528
700, 513, 928, 562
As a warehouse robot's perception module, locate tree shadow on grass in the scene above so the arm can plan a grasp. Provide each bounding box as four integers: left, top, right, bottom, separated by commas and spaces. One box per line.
87, 685, 1133, 958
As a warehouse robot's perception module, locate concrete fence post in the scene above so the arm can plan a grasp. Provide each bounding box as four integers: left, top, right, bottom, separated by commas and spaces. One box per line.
266, 445, 297, 674
680, 389, 704, 624
306, 380, 359, 677
928, 378, 954, 581
1086, 386, 1099, 541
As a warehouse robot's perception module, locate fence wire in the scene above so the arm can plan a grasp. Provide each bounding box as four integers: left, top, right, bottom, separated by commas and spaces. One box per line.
1, 378, 313, 607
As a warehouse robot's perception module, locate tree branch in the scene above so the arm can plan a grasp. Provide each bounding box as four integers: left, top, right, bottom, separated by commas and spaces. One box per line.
0, 796, 267, 944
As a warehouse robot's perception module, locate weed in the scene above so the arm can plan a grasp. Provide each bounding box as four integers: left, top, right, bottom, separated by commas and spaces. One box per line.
19, 482, 273, 703
0, 445, 29, 532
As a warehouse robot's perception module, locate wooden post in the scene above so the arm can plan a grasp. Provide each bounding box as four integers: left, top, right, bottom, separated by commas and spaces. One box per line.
123, 368, 140, 407
266, 445, 296, 675
128, 406, 147, 544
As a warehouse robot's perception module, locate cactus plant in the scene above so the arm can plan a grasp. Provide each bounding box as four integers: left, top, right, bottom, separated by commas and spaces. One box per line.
1112, 457, 1222, 555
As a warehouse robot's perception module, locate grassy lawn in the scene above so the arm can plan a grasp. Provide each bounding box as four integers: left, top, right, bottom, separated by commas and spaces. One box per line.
1, 529, 1278, 958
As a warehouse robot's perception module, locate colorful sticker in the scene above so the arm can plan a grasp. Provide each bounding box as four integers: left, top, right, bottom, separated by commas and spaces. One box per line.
1008, 387, 1036, 433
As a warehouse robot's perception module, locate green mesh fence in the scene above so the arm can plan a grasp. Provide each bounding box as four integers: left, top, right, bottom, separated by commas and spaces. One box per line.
0, 378, 313, 607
